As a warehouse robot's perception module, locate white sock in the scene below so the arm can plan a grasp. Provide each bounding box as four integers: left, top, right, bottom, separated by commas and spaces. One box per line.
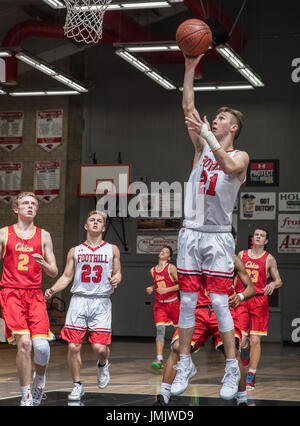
237, 391, 247, 404
157, 355, 163, 362
248, 368, 256, 374
180, 354, 191, 366
21, 385, 31, 397
226, 358, 238, 366
160, 382, 171, 403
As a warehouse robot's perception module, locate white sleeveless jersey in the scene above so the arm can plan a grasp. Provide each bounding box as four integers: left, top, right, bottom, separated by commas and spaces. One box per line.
70, 242, 114, 296
184, 144, 242, 231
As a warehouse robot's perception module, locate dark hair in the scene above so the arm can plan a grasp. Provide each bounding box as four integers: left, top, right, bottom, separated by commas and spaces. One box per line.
254, 227, 269, 240
163, 245, 173, 259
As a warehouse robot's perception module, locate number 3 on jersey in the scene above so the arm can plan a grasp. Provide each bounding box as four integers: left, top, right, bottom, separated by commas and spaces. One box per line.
81, 264, 103, 283
199, 171, 218, 196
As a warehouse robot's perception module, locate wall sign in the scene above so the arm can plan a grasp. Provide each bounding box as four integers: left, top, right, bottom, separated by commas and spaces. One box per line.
246, 159, 279, 186
0, 111, 24, 152
34, 161, 60, 203
36, 109, 63, 152
240, 192, 276, 220
279, 192, 300, 211
0, 162, 22, 204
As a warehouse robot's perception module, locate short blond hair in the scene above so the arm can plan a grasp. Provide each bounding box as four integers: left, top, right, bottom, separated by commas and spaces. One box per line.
86, 210, 107, 225
216, 106, 243, 140
12, 192, 38, 212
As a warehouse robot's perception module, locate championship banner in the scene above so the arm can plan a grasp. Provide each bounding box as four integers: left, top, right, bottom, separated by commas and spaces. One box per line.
0, 111, 24, 152
34, 161, 60, 203
246, 159, 279, 186
240, 192, 276, 220
0, 162, 22, 204
137, 235, 178, 254
36, 109, 63, 152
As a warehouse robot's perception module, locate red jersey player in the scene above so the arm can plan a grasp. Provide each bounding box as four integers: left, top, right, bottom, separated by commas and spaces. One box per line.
0, 192, 58, 406
146, 246, 180, 371
235, 228, 282, 389
153, 254, 256, 406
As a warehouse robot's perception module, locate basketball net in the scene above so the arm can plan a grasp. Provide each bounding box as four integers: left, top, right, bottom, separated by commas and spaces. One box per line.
63, 0, 112, 44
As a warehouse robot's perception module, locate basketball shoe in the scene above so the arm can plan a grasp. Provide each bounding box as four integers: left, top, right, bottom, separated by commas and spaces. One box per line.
32, 372, 46, 406
151, 360, 164, 372
20, 392, 33, 406
97, 360, 110, 389
68, 382, 84, 401
170, 361, 197, 396
153, 394, 168, 406
220, 360, 240, 400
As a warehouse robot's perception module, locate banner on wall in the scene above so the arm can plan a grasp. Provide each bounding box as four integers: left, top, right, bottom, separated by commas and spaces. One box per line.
278, 214, 300, 233
246, 159, 279, 186
0, 111, 24, 152
36, 109, 63, 152
34, 161, 60, 203
0, 162, 22, 204
240, 192, 276, 220
137, 235, 178, 254
278, 234, 300, 253
278, 192, 300, 211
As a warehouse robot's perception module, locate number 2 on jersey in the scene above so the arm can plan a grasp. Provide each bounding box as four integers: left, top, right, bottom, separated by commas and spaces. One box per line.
81, 264, 103, 283
200, 171, 218, 196
18, 254, 29, 271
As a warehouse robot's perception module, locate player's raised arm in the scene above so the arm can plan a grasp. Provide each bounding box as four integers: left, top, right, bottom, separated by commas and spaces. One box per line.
182, 54, 207, 166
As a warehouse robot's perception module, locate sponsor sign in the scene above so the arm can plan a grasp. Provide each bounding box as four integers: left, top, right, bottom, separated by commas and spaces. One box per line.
278, 234, 300, 253
246, 159, 279, 186
137, 235, 178, 254
240, 192, 276, 220
279, 192, 300, 211
278, 214, 300, 233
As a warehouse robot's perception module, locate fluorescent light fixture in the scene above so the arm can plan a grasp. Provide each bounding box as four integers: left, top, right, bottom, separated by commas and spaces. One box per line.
179, 84, 253, 91
42, 0, 64, 8
16, 52, 88, 93
0, 89, 7, 95
0, 51, 12, 58
116, 48, 176, 90
216, 44, 264, 87
43, 1, 183, 10
125, 44, 180, 53
9, 90, 80, 96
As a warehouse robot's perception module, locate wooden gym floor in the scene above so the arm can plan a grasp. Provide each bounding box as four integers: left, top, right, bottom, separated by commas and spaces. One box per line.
0, 338, 299, 406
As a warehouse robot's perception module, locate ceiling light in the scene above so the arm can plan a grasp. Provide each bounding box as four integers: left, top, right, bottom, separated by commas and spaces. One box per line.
9, 90, 80, 96
216, 44, 264, 87
116, 48, 176, 90
16, 52, 88, 93
179, 84, 253, 91
0, 89, 7, 95
0, 51, 12, 58
43, 1, 182, 10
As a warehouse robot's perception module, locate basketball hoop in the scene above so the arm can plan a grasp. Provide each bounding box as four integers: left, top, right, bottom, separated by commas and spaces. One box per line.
63, 0, 112, 44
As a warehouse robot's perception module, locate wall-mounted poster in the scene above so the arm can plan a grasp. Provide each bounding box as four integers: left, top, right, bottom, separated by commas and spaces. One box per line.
278, 214, 300, 233
34, 161, 60, 203
0, 162, 22, 204
278, 234, 300, 253
0, 111, 24, 152
246, 159, 279, 186
36, 109, 63, 152
137, 235, 178, 254
240, 192, 276, 220
278, 192, 300, 211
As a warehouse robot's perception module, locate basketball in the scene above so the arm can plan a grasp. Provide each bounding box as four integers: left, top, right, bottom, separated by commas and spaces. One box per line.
176, 19, 212, 57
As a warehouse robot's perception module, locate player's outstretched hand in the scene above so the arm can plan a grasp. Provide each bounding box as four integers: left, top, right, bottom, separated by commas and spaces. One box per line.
184, 53, 204, 69
185, 113, 211, 135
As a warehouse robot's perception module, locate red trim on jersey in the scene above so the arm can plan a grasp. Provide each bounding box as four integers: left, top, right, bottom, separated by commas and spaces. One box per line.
82, 241, 107, 252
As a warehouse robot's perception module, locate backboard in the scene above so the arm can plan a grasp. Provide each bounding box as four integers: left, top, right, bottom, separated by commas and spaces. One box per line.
78, 163, 131, 197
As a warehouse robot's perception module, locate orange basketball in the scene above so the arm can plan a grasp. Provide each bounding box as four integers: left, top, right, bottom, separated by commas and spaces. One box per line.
176, 19, 212, 56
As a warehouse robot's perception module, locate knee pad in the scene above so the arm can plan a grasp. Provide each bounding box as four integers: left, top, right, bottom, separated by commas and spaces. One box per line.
209, 292, 234, 332
178, 291, 198, 329
32, 338, 50, 366
156, 325, 166, 342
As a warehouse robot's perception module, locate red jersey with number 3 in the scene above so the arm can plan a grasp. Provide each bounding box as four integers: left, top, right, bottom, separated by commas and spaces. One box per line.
70, 242, 113, 296
153, 263, 178, 302
235, 250, 270, 294
1, 225, 45, 289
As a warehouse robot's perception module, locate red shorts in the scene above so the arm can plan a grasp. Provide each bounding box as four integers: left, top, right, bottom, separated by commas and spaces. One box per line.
235, 295, 269, 336
60, 326, 111, 345
0, 288, 54, 344
171, 305, 241, 351
154, 298, 180, 327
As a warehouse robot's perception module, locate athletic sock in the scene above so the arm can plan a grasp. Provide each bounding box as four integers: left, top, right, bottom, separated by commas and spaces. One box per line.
21, 385, 31, 397
179, 354, 192, 366
160, 382, 171, 404
157, 355, 163, 362
248, 368, 256, 374
237, 391, 247, 405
